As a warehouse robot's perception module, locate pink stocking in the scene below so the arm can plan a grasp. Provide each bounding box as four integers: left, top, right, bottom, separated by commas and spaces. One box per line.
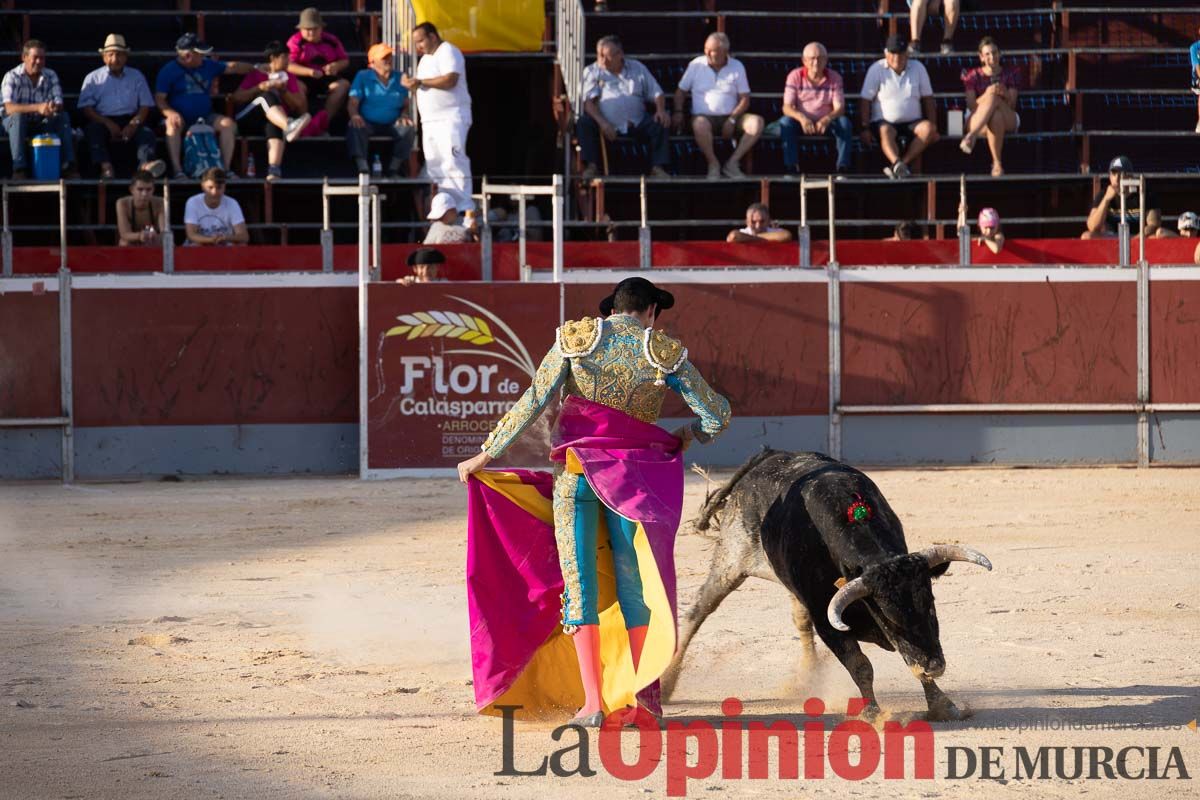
572, 624, 603, 716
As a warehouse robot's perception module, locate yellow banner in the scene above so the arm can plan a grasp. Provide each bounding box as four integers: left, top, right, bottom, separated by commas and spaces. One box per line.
408, 0, 544, 53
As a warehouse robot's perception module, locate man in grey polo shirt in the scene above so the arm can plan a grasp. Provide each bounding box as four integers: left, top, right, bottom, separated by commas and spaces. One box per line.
577, 35, 671, 180
859, 34, 939, 179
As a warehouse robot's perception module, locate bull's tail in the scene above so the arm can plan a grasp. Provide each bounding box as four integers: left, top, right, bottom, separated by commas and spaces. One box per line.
693, 446, 779, 533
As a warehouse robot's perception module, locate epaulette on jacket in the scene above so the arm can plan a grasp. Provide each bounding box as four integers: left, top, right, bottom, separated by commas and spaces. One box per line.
557, 317, 603, 357
644, 328, 687, 386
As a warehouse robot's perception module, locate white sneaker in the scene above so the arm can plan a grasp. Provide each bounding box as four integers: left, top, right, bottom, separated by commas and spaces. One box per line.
882, 164, 895, 179
893, 161, 911, 179
706, 163, 721, 180
284, 113, 311, 143
721, 159, 745, 179
1195, 120, 1200, 134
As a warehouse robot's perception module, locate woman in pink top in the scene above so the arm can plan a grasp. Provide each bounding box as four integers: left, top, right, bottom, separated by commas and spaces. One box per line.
958, 36, 1021, 177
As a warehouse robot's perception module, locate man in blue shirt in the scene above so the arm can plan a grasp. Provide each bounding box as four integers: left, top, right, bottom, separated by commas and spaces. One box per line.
154, 33, 252, 178
79, 34, 162, 179
346, 43, 414, 176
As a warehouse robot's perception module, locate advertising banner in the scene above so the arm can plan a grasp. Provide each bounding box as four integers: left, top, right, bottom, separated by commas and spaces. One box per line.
367, 283, 559, 472
408, 1, 544, 53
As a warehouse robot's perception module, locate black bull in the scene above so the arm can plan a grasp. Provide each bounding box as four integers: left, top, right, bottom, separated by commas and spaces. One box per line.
661, 450, 993, 721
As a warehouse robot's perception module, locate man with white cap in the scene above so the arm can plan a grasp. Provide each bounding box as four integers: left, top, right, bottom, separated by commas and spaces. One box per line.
154, 32, 253, 178
79, 34, 163, 179
402, 22, 475, 213
424, 191, 475, 244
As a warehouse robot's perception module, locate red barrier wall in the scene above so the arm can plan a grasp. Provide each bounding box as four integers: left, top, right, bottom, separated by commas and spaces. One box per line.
0, 292, 60, 419
71, 288, 358, 426
12, 238, 1200, 277
1151, 279, 1200, 403
841, 281, 1138, 405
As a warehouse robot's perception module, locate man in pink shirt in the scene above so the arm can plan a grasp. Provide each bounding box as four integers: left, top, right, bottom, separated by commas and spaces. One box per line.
286, 7, 350, 129
778, 41, 853, 175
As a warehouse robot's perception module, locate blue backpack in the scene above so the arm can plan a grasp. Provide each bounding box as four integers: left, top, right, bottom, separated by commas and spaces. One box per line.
183, 119, 222, 177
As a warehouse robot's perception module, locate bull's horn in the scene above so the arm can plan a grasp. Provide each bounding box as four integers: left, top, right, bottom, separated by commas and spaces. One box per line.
918, 545, 993, 571
827, 577, 870, 632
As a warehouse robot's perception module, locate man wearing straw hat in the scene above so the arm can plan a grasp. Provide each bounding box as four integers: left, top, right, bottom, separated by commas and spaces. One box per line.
79, 34, 164, 180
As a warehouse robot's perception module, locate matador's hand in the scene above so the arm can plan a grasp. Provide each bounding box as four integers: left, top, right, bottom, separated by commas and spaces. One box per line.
457, 451, 493, 483
671, 425, 694, 452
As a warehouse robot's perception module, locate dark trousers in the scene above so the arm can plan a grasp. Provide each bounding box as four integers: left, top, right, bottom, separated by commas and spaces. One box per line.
84, 114, 157, 169
346, 121, 415, 172
3, 111, 74, 171
779, 114, 854, 170
576, 114, 670, 170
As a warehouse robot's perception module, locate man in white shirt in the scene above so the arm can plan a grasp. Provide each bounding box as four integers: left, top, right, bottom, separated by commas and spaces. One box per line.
672, 33, 763, 180
726, 202, 792, 242
184, 167, 248, 246
577, 35, 671, 180
402, 22, 474, 212
858, 34, 939, 179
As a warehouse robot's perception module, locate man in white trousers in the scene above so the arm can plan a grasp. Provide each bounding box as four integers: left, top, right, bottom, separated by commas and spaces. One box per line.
403, 22, 474, 213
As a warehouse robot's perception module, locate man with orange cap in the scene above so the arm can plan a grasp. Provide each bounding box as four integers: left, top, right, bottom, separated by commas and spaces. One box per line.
346, 42, 414, 176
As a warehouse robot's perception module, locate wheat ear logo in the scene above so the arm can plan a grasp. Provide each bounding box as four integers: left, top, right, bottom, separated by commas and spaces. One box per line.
385, 295, 538, 378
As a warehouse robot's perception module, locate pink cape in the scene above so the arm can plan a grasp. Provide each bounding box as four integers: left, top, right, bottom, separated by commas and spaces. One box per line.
466, 395, 683, 719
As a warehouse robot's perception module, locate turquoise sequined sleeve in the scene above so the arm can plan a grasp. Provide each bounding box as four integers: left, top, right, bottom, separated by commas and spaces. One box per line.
666, 359, 731, 442
481, 344, 569, 458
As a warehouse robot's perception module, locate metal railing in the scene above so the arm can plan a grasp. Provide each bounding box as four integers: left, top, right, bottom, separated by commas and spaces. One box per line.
2, 181, 66, 275
478, 176, 566, 282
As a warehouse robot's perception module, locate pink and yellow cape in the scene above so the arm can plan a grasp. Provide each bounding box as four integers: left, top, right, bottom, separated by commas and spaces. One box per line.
466, 396, 683, 720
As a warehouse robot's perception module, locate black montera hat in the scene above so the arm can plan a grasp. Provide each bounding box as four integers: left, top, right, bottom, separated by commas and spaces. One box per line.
598, 276, 675, 317
407, 248, 446, 266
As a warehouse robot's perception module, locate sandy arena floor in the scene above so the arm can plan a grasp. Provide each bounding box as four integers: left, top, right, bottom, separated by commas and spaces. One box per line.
1, 467, 1198, 799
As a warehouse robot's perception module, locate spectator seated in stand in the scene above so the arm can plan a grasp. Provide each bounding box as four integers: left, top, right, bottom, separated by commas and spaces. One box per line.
673, 33, 763, 180
886, 221, 919, 240
155, 33, 253, 178
778, 41, 853, 175
346, 43, 415, 177
424, 191, 476, 244
397, 247, 447, 285
79, 34, 164, 180
1082, 156, 1163, 240
231, 42, 312, 182
1177, 211, 1199, 239
185, 167, 249, 246
1189, 26, 1200, 133
959, 37, 1020, 177
975, 207, 1005, 254
115, 169, 166, 246
726, 202, 793, 242
859, 34, 939, 180
577, 35, 671, 180
286, 7, 350, 135
909, 0, 960, 56
2, 39, 76, 179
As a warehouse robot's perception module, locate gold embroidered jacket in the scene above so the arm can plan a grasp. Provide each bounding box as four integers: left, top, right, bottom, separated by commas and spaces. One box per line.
482, 314, 730, 458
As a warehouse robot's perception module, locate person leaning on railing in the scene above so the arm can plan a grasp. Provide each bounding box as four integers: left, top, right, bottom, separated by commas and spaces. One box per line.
115, 169, 166, 246
726, 202, 793, 243
184, 167, 249, 246
1082, 156, 1163, 240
